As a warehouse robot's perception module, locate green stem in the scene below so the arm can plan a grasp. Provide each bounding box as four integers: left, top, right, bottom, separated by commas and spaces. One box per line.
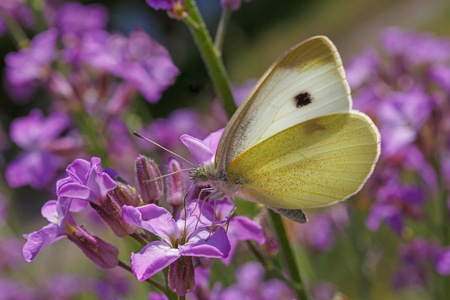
183, 0, 236, 119
0, 12, 30, 49
214, 7, 232, 54
267, 210, 310, 300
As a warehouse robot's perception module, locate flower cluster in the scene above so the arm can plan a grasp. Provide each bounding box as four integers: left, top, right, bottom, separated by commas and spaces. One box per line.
4, 1, 179, 189
22, 153, 266, 297
346, 27, 450, 292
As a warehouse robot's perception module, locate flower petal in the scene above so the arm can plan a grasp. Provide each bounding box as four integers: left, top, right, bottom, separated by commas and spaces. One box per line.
122, 204, 179, 243
23, 223, 64, 262
131, 241, 180, 281
180, 227, 230, 258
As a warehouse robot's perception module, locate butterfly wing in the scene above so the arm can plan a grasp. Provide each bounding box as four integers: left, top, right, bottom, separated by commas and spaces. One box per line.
215, 36, 352, 172
226, 113, 380, 209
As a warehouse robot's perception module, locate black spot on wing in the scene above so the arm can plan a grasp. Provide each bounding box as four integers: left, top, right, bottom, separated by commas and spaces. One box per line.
294, 92, 313, 108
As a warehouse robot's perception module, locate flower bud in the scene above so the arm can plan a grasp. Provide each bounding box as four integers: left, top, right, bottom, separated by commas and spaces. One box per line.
68, 225, 119, 269
91, 195, 136, 237
109, 181, 140, 207
169, 256, 195, 296
166, 158, 185, 211
134, 155, 164, 204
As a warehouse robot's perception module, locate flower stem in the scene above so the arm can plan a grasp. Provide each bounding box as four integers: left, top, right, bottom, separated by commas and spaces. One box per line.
267, 209, 311, 300
214, 7, 232, 54
183, 0, 236, 119
0, 12, 30, 49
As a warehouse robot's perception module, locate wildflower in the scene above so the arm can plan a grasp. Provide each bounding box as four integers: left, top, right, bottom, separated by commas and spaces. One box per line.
146, 0, 186, 19
134, 155, 164, 204
295, 204, 350, 252
0, 0, 34, 37
220, 0, 253, 11
55, 2, 108, 37
23, 197, 119, 269
5, 109, 76, 189
165, 158, 186, 211
5, 29, 57, 102
180, 128, 224, 165
216, 261, 295, 299
122, 202, 230, 294
366, 178, 425, 235
213, 198, 266, 265
56, 157, 117, 206
80, 28, 179, 103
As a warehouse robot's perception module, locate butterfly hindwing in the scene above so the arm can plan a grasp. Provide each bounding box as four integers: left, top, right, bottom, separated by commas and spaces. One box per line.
226, 112, 380, 209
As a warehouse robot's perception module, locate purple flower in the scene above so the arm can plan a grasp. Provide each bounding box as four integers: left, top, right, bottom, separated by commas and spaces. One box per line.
295, 204, 349, 252
366, 177, 425, 235
217, 261, 295, 300
220, 0, 253, 11
213, 198, 265, 265
428, 65, 450, 93
181, 128, 224, 165
146, 0, 177, 10
381, 27, 450, 66
0, 0, 34, 36
434, 248, 450, 276
121, 202, 230, 284
5, 29, 57, 102
81, 28, 179, 103
392, 238, 437, 290
57, 157, 117, 206
378, 89, 433, 157
5, 109, 73, 188
56, 2, 108, 37
23, 198, 73, 262
139, 108, 207, 155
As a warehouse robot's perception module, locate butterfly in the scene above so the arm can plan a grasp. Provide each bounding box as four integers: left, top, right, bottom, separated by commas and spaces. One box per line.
188, 36, 380, 223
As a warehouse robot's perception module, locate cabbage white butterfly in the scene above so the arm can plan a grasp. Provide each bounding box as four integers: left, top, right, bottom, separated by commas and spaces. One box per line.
190, 36, 380, 223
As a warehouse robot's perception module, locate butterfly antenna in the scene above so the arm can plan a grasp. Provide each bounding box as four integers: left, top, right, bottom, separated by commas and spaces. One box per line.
144, 168, 196, 184
133, 131, 197, 168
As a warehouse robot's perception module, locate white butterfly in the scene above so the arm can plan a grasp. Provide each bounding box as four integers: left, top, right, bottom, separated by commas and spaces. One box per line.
185, 36, 380, 223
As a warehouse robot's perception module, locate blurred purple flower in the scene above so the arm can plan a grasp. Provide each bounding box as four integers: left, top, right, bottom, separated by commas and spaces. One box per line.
381, 27, 450, 66
146, 0, 177, 10
366, 177, 425, 235
0, 236, 25, 271
434, 248, 450, 276
0, 278, 35, 300
378, 89, 433, 157
217, 261, 295, 300
5, 109, 72, 188
56, 2, 108, 37
346, 49, 380, 90
221, 0, 253, 11
309, 280, 337, 300
81, 28, 179, 103
122, 202, 230, 284
56, 157, 117, 206
0, 194, 6, 226
295, 204, 349, 252
392, 238, 438, 290
428, 65, 450, 93
139, 108, 207, 153
0, 0, 34, 36
5, 29, 57, 102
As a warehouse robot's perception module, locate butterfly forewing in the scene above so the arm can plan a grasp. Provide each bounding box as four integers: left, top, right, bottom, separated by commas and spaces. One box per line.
226, 113, 380, 209
215, 36, 352, 172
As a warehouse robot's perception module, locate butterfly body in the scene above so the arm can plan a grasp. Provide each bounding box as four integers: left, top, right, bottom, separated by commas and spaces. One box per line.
189, 36, 380, 220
